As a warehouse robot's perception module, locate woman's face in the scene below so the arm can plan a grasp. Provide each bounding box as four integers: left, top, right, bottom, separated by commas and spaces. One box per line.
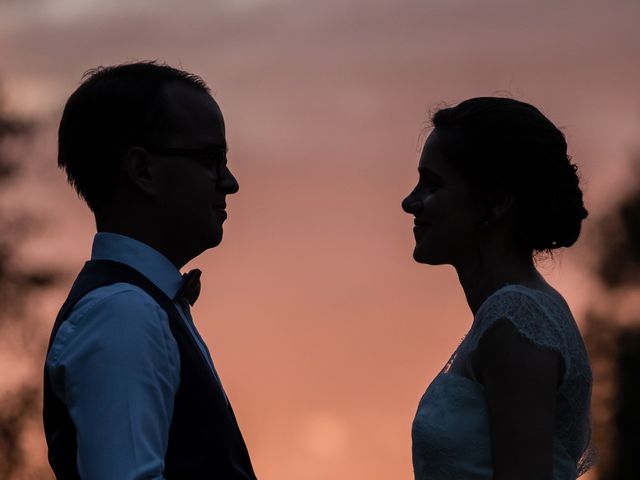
402, 129, 485, 266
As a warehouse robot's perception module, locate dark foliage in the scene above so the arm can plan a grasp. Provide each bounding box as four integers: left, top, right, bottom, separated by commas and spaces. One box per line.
610, 329, 640, 479
596, 160, 640, 288
585, 154, 640, 480
0, 97, 56, 479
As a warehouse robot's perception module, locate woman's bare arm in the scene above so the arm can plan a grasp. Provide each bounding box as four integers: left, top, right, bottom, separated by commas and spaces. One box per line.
473, 319, 561, 480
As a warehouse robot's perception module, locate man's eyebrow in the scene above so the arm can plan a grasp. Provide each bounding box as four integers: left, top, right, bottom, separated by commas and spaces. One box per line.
202, 144, 228, 153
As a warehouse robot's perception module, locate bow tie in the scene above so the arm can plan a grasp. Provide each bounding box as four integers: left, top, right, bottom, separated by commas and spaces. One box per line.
175, 268, 202, 306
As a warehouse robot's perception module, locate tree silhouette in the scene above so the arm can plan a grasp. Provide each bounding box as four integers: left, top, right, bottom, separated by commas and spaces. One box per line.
584, 153, 640, 480
595, 160, 640, 289
0, 95, 56, 479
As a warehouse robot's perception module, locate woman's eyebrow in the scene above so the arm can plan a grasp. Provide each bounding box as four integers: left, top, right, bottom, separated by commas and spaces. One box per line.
419, 167, 445, 182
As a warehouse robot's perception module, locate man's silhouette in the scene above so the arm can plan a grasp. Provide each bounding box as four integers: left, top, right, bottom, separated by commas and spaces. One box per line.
43, 62, 257, 479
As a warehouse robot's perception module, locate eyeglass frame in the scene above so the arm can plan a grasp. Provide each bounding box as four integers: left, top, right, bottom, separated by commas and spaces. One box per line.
144, 146, 228, 177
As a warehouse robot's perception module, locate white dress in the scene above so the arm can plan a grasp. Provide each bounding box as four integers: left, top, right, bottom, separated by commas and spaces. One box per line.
412, 285, 594, 480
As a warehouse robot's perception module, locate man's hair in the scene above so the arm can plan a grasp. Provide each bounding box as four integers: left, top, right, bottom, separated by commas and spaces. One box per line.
58, 61, 211, 212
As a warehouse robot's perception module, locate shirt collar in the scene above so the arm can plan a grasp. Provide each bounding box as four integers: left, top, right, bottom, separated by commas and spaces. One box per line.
91, 232, 184, 299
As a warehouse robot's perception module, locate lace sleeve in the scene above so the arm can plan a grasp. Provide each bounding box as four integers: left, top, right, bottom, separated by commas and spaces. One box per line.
467, 287, 571, 384
577, 441, 597, 477
461, 285, 595, 475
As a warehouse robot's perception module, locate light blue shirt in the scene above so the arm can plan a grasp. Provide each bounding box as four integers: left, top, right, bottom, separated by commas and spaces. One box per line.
46, 232, 224, 480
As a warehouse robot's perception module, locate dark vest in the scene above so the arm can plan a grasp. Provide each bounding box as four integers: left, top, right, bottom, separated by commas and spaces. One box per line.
43, 259, 257, 479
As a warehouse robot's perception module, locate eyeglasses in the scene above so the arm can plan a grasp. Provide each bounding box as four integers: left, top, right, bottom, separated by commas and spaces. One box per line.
145, 146, 228, 177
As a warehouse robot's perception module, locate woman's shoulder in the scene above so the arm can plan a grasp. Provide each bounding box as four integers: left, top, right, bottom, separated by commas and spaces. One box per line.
476, 284, 572, 326
470, 284, 579, 359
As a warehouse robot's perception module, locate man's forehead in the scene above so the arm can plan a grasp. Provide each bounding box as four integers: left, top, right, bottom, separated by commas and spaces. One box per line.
162, 82, 221, 118
161, 82, 225, 146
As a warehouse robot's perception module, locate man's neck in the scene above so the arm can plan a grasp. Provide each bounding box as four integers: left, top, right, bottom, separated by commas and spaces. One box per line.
95, 219, 190, 270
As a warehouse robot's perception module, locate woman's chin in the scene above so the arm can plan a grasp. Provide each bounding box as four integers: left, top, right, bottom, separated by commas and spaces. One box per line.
413, 247, 446, 265
412, 249, 430, 264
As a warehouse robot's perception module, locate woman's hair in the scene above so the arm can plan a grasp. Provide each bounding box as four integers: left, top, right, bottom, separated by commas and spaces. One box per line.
431, 97, 588, 254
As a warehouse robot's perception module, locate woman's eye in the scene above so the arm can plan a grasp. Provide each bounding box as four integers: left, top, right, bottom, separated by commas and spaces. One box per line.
422, 181, 440, 194
418, 174, 440, 194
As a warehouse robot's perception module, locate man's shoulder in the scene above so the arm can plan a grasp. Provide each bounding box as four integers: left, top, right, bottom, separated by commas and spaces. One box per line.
48, 283, 173, 366
70, 282, 168, 321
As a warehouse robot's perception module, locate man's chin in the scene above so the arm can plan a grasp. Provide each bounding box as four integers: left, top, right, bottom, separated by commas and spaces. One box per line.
209, 236, 223, 249
192, 225, 224, 254
208, 226, 224, 249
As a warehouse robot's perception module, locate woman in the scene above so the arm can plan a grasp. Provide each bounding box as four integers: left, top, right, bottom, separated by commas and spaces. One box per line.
402, 97, 594, 480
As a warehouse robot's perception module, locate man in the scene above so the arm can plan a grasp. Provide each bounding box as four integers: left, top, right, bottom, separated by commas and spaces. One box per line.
43, 62, 257, 479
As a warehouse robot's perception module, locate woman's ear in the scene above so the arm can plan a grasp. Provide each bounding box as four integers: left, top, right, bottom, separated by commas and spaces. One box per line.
488, 190, 515, 222
123, 147, 156, 196
480, 190, 515, 226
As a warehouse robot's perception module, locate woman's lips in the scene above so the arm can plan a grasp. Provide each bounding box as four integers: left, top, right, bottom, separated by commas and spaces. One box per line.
212, 207, 227, 221
413, 221, 431, 235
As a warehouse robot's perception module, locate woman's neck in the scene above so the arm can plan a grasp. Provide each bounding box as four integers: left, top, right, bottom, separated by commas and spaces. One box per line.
455, 250, 548, 316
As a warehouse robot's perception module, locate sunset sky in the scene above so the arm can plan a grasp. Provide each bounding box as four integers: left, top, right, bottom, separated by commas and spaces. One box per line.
1, 0, 639, 478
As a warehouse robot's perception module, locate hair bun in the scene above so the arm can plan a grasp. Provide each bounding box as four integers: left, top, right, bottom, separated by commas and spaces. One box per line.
430, 97, 589, 255
518, 161, 588, 252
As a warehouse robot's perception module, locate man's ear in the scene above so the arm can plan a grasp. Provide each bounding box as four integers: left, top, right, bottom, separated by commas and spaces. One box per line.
123, 147, 156, 195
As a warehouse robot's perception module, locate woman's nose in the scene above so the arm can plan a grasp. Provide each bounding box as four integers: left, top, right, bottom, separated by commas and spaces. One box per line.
220, 166, 239, 194
402, 192, 419, 214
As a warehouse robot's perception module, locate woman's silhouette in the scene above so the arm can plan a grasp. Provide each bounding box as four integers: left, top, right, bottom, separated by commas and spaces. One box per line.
402, 97, 594, 480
